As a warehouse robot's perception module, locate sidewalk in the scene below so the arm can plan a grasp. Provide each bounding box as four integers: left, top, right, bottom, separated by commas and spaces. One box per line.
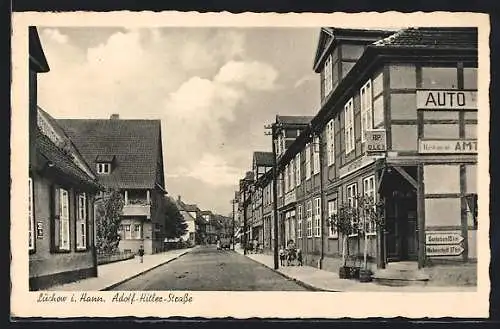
48, 248, 193, 291
235, 247, 477, 292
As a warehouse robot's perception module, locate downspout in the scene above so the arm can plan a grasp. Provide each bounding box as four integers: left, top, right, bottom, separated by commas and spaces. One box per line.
317, 130, 326, 270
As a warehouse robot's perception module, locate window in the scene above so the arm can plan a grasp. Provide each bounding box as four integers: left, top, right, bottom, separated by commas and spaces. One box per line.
96, 162, 111, 174
313, 197, 321, 237
326, 119, 335, 166
284, 165, 289, 193
328, 199, 338, 238
305, 143, 312, 180
290, 159, 295, 191
347, 183, 358, 236
465, 194, 478, 229
295, 153, 301, 186
59, 188, 70, 250
313, 137, 320, 175
373, 72, 384, 97
363, 176, 377, 235
344, 98, 355, 154
134, 224, 142, 239
76, 193, 87, 250
306, 200, 313, 237
422, 67, 458, 89
297, 205, 303, 238
278, 173, 283, 197
360, 80, 373, 142
124, 224, 132, 239
29, 177, 34, 251
323, 55, 333, 96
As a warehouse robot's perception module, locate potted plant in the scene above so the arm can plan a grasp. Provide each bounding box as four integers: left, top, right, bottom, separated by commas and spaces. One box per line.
357, 195, 385, 283
328, 202, 354, 279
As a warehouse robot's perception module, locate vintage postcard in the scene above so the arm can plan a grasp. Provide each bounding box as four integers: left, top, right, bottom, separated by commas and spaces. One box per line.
11, 11, 490, 318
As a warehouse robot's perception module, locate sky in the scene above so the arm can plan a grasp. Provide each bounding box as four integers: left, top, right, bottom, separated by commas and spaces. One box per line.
37, 26, 321, 216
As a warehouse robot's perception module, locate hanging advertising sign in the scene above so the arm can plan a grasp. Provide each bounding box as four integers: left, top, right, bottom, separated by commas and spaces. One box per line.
365, 129, 387, 153
418, 139, 477, 154
417, 90, 477, 110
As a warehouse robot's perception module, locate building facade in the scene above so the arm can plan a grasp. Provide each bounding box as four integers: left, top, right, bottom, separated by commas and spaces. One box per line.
58, 115, 168, 255
174, 196, 198, 246
235, 27, 478, 283
29, 27, 101, 290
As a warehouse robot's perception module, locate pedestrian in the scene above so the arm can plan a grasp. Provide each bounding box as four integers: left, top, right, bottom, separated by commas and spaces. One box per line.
279, 245, 286, 266
138, 245, 144, 263
253, 239, 258, 254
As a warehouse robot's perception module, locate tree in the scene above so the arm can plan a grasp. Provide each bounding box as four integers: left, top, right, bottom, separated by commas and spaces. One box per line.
95, 189, 124, 254
163, 197, 188, 239
328, 201, 355, 268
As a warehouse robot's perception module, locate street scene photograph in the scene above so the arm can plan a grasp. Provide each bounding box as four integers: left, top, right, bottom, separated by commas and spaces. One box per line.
26, 21, 481, 294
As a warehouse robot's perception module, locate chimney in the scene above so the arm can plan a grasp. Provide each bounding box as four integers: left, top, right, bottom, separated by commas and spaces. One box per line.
178, 195, 181, 202
110, 114, 119, 120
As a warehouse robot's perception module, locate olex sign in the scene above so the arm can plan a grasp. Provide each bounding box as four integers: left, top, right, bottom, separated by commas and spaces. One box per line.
417, 90, 477, 110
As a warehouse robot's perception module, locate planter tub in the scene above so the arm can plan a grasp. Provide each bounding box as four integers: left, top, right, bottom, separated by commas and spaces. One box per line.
358, 269, 373, 283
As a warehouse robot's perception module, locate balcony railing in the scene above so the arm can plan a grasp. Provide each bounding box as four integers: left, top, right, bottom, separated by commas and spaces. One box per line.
122, 201, 151, 218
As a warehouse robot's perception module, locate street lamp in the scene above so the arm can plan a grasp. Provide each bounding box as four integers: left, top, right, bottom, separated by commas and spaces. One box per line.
230, 193, 238, 251
265, 122, 280, 270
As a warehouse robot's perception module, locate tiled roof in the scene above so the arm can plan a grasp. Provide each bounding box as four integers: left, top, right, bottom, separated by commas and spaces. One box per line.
372, 27, 478, 49
57, 118, 162, 190
276, 115, 313, 125
36, 129, 100, 189
253, 151, 274, 167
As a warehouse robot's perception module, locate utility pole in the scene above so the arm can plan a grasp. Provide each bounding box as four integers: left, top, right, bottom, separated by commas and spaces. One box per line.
231, 196, 236, 251
265, 122, 280, 270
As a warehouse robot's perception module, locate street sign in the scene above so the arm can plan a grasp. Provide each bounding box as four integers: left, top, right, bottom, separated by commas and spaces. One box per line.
365, 129, 387, 153
426, 244, 464, 257
426, 231, 464, 245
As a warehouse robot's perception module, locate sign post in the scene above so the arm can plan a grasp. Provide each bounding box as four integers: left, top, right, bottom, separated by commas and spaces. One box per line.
365, 129, 387, 153
425, 231, 465, 257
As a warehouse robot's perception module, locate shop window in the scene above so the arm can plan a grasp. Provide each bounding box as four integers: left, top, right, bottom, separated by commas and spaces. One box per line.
342, 44, 365, 60
373, 72, 384, 97
342, 62, 355, 79
373, 96, 385, 128
390, 64, 417, 89
421, 67, 458, 89
466, 164, 477, 193
424, 165, 460, 194
391, 125, 417, 151
423, 124, 459, 139
423, 111, 459, 120
464, 67, 478, 90
390, 93, 417, 120
424, 198, 461, 227
465, 124, 477, 139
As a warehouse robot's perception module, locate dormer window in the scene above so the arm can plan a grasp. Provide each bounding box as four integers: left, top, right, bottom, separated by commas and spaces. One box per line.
96, 163, 111, 174
95, 155, 115, 175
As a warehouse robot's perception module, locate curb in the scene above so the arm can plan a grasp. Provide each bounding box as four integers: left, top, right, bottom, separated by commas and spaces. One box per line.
100, 249, 192, 291
234, 250, 338, 292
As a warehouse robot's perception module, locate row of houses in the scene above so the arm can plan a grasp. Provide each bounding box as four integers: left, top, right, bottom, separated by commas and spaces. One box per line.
236, 27, 478, 283
29, 27, 219, 290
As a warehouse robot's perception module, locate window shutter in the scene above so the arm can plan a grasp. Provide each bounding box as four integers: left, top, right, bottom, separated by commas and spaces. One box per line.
51, 185, 61, 251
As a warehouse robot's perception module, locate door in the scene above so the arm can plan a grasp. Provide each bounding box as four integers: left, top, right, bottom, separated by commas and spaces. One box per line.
385, 192, 418, 261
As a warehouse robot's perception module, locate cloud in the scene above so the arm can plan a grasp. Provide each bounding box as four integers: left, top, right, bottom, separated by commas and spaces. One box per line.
294, 74, 315, 88
42, 28, 69, 44
215, 60, 279, 90
176, 154, 244, 186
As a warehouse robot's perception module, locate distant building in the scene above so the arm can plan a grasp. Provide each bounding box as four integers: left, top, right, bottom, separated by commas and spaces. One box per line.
174, 195, 199, 246
58, 114, 168, 255
29, 27, 101, 290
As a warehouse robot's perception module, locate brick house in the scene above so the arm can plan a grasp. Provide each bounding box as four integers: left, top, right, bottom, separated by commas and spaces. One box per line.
29, 27, 102, 290
57, 114, 168, 255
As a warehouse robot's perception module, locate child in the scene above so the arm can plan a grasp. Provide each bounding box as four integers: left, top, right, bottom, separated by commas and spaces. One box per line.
297, 249, 303, 266
138, 245, 145, 263
279, 245, 286, 266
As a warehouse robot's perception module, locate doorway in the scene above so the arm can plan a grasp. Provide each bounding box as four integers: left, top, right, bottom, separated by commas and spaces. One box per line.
383, 166, 418, 262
